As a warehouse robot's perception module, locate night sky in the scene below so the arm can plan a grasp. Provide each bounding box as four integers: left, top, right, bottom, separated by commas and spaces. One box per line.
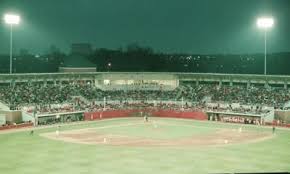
0, 0, 289, 54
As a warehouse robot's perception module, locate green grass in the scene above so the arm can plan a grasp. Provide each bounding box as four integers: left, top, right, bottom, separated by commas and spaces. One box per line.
0, 117, 289, 174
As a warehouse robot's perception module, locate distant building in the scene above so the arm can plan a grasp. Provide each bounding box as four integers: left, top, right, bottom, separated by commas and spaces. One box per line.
59, 43, 96, 72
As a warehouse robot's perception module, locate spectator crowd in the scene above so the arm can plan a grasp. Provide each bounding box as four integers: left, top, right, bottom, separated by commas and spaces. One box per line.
0, 82, 289, 115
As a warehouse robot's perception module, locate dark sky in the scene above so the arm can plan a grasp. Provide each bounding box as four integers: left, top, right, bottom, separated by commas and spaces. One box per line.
0, 0, 289, 54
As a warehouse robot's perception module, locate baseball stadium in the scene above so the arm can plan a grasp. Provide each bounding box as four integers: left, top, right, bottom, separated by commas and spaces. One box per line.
1, 0, 290, 173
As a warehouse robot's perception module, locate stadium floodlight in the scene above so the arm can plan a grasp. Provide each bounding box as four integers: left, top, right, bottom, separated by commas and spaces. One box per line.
256, 17, 274, 75
4, 13, 21, 74
257, 17, 274, 29
4, 14, 20, 25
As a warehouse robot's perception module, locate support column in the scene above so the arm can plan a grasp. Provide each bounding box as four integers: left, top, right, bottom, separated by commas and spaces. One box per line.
247, 81, 251, 89
264, 81, 269, 88
218, 80, 222, 88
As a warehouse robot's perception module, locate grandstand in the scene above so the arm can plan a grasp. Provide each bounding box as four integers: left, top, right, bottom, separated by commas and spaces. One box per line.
0, 72, 289, 127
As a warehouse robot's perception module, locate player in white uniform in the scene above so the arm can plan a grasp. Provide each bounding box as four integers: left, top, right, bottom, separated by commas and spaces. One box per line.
144, 115, 148, 122
56, 130, 59, 137
56, 125, 61, 137
239, 127, 242, 133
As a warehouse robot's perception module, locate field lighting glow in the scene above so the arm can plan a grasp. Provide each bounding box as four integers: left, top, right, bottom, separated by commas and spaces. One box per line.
257, 17, 274, 29
4, 14, 20, 25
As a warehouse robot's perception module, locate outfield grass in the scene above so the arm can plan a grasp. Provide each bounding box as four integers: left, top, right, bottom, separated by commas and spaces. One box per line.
0, 117, 289, 174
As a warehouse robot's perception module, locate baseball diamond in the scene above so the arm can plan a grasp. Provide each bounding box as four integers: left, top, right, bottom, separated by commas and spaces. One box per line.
40, 119, 273, 146
0, 117, 290, 174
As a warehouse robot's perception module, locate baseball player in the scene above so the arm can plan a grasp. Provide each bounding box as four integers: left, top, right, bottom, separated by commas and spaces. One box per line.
144, 114, 148, 122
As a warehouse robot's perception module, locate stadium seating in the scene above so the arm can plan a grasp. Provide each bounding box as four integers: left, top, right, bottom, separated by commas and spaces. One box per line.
0, 83, 289, 115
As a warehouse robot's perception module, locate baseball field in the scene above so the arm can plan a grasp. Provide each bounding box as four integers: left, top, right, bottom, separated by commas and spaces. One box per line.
0, 117, 289, 174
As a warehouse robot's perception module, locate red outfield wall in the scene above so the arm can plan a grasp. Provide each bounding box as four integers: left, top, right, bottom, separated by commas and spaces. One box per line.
84, 109, 207, 121
84, 110, 138, 120
151, 110, 207, 120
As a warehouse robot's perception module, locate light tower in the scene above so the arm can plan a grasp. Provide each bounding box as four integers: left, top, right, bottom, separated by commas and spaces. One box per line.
257, 17, 274, 75
4, 13, 20, 74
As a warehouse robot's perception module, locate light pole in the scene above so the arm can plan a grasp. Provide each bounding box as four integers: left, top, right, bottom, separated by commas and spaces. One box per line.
257, 17, 274, 75
4, 14, 20, 74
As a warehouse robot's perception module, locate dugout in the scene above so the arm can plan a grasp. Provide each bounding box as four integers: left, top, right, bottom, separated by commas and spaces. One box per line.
37, 112, 84, 125
206, 111, 263, 124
